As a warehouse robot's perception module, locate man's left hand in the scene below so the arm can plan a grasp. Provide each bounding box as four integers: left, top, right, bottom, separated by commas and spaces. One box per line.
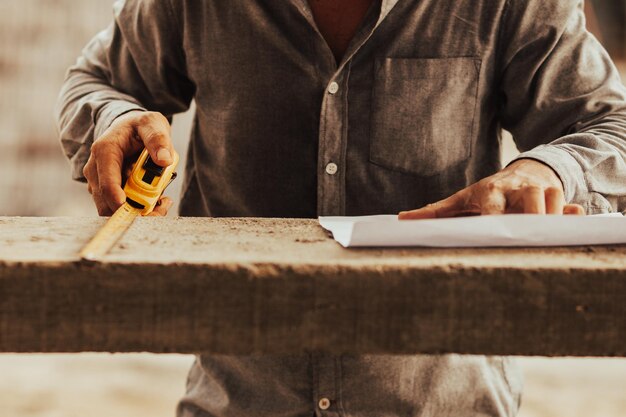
399, 159, 585, 219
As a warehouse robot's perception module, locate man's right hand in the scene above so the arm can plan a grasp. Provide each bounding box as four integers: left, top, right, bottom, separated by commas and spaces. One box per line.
83, 111, 176, 216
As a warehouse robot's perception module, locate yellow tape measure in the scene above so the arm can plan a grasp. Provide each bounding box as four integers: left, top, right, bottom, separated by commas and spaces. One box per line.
80, 148, 179, 261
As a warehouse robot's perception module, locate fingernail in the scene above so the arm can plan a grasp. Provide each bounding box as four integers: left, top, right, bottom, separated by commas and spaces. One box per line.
156, 148, 172, 163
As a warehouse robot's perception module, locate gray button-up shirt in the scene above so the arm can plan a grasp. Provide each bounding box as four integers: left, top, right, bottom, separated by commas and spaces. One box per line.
57, 0, 626, 416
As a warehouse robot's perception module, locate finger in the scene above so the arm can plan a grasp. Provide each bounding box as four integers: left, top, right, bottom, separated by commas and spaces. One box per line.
84, 162, 111, 215
122, 164, 134, 185
479, 190, 507, 215
564, 204, 585, 215
522, 186, 546, 214
94, 143, 127, 213
502, 188, 525, 214
92, 190, 113, 216
148, 197, 173, 217
399, 194, 462, 219
544, 186, 565, 215
135, 114, 174, 167
84, 161, 97, 195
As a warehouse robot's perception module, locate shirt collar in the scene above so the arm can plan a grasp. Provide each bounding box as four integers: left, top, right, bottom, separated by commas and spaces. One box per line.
292, 0, 400, 29
378, 0, 400, 25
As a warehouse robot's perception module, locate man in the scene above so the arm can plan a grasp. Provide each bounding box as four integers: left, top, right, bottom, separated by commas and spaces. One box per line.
57, 0, 626, 416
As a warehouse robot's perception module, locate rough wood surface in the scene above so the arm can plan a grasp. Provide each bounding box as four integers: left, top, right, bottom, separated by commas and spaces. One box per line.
1, 216, 626, 356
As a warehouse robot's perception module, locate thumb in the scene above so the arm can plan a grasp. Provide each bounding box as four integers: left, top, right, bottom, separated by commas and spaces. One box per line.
135, 113, 174, 167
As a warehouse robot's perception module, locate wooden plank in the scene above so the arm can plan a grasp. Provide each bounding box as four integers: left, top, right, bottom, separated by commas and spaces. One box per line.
1, 216, 626, 356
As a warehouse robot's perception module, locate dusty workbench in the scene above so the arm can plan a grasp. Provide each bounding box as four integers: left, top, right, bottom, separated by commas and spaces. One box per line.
1, 216, 625, 356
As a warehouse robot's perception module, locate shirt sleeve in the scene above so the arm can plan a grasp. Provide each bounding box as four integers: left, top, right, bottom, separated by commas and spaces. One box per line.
56, 0, 195, 181
499, 0, 626, 213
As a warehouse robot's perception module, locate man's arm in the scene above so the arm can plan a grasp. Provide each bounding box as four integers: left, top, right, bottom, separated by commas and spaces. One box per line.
56, 0, 194, 214
401, 0, 626, 218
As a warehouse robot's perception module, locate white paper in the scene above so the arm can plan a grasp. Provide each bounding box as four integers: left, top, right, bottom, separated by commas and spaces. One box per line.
319, 213, 626, 248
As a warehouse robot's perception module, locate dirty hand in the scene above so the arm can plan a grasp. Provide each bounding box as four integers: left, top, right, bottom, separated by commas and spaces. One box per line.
399, 159, 585, 219
83, 111, 176, 216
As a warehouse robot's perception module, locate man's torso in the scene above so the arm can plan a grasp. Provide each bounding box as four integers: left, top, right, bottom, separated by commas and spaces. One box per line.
178, 0, 507, 219
173, 2, 524, 416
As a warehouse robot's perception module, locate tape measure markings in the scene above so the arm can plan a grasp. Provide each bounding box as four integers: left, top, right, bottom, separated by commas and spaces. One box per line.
79, 148, 180, 261
79, 203, 141, 261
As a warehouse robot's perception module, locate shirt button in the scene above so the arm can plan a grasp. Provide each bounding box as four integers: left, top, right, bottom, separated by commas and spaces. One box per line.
318, 398, 331, 410
325, 162, 338, 175
328, 81, 339, 94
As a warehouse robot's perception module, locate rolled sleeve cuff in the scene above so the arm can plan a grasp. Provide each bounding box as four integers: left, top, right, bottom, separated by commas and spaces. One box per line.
94, 100, 146, 139
69, 143, 91, 182
509, 144, 587, 203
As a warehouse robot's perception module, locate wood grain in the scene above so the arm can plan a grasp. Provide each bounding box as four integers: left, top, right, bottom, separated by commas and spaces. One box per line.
1, 217, 625, 356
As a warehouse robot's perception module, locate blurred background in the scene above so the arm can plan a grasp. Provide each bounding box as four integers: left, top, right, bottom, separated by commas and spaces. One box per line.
0, 1, 625, 416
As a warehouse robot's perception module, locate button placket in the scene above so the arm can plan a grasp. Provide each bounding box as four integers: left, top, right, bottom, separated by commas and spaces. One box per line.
312, 352, 340, 417
317, 72, 348, 216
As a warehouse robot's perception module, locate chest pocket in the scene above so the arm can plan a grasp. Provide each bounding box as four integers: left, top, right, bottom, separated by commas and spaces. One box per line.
369, 57, 481, 176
